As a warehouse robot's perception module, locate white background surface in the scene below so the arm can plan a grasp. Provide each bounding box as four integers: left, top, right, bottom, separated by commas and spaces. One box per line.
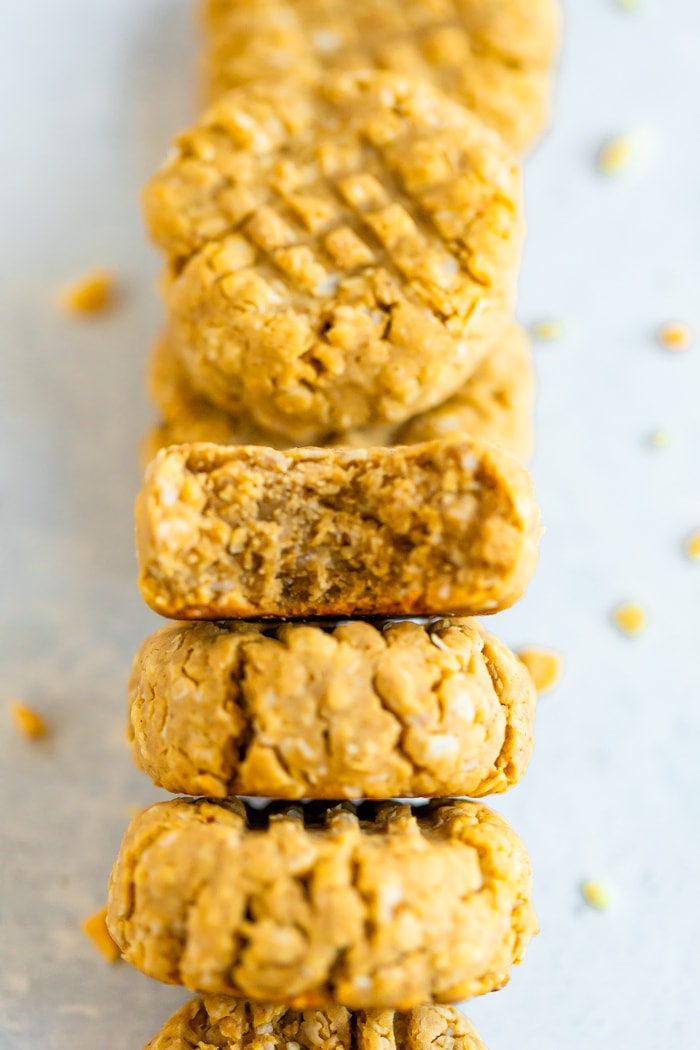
1, 1, 700, 1047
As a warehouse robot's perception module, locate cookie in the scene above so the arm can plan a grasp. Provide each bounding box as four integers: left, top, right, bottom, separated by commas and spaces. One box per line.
136, 436, 540, 620
143, 322, 534, 463
396, 322, 534, 458
143, 997, 487, 1050
200, 0, 560, 153
129, 617, 535, 799
107, 798, 536, 1008
143, 70, 523, 441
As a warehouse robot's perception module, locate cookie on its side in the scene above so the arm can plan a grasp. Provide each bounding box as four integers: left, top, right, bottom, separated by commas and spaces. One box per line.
136, 436, 540, 620
143, 70, 523, 441
142, 322, 534, 464
200, 0, 560, 153
129, 618, 535, 799
143, 997, 488, 1050
107, 798, 536, 1008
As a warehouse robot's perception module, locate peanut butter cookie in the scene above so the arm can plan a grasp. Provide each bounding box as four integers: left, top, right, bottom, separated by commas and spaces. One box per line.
107, 798, 536, 1008
144, 998, 487, 1050
129, 617, 535, 799
143, 322, 534, 463
200, 0, 560, 153
143, 71, 522, 441
136, 437, 540, 620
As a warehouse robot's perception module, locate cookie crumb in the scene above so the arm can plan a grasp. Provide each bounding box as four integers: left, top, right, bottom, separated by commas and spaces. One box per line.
684, 530, 700, 562
59, 271, 117, 315
581, 879, 612, 911
657, 322, 692, 352
616, 0, 640, 9
612, 602, 647, 636
648, 429, 670, 449
517, 647, 562, 693
530, 319, 565, 342
597, 134, 637, 176
10, 701, 48, 739
81, 906, 121, 963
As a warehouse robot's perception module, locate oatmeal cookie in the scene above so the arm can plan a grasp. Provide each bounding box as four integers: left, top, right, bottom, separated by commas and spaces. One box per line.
143, 322, 534, 463
107, 798, 536, 1007
143, 71, 522, 441
143, 998, 487, 1050
136, 437, 540, 620
129, 617, 535, 799
200, 0, 560, 153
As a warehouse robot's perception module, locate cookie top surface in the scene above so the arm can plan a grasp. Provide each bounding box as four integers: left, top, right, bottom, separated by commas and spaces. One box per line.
144, 320, 534, 462
201, 0, 560, 151
144, 71, 522, 437
144, 998, 487, 1050
129, 616, 536, 799
108, 798, 536, 1008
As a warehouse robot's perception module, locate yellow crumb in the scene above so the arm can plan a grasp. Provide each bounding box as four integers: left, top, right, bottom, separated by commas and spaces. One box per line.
517, 647, 563, 694
685, 530, 700, 561
612, 602, 647, 636
657, 322, 692, 351
597, 134, 637, 176
530, 319, 565, 341
81, 906, 121, 963
581, 880, 612, 911
59, 271, 117, 315
10, 701, 48, 739
616, 0, 640, 10
648, 429, 670, 449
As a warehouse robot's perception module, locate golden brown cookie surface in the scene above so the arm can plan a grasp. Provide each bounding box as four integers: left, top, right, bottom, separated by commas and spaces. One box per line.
201, 0, 560, 152
108, 798, 536, 1008
144, 998, 488, 1050
144, 71, 522, 441
143, 322, 534, 463
129, 617, 535, 799
136, 437, 540, 620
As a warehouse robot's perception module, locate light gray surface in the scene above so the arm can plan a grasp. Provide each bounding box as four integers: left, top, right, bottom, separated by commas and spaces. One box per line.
1, 1, 699, 1047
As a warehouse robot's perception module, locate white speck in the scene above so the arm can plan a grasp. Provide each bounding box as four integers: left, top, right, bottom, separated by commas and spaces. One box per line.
439, 256, 459, 278
460, 451, 478, 472
294, 738, 315, 759
448, 688, 474, 721
353, 975, 372, 989
256, 1023, 274, 1035
232, 111, 255, 130
425, 734, 459, 758
313, 29, 341, 53
314, 273, 339, 297
378, 882, 404, 916
157, 481, 180, 506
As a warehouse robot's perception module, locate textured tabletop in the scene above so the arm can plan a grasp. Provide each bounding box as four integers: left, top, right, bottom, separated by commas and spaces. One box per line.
1, 1, 699, 1048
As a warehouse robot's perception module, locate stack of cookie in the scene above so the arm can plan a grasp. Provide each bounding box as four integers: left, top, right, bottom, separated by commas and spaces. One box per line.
106, 2, 560, 1047
110, 435, 540, 1047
